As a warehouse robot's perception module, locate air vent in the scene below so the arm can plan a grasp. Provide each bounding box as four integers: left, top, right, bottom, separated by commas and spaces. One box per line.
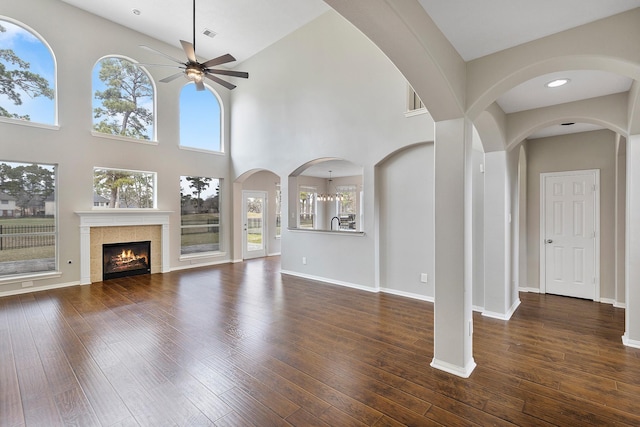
202, 28, 216, 38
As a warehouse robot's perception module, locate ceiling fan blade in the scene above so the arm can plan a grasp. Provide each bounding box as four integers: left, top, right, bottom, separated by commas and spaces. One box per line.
206, 69, 249, 79
195, 80, 205, 91
201, 53, 236, 68
140, 45, 185, 65
160, 72, 185, 83
180, 40, 197, 63
205, 74, 236, 90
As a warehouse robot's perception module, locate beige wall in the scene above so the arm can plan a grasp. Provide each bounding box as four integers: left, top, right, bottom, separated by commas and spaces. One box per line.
526, 129, 617, 299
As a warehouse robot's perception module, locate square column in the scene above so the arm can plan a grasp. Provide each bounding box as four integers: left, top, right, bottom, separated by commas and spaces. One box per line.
431, 118, 476, 377
624, 134, 640, 348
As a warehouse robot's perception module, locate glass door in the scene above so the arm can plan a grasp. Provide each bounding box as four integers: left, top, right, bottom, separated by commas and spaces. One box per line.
243, 191, 266, 259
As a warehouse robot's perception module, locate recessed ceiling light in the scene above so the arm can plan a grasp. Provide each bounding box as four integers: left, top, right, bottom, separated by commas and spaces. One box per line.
546, 78, 570, 88
132, 8, 141, 16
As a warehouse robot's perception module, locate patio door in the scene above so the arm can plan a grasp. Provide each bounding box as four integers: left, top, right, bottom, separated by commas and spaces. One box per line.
243, 191, 266, 259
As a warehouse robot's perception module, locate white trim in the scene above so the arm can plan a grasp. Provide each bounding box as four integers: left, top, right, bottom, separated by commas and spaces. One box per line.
179, 251, 227, 262
0, 270, 62, 286
242, 190, 268, 260
280, 270, 376, 293
267, 252, 281, 257
380, 287, 434, 303
539, 169, 600, 300
614, 301, 627, 309
75, 210, 171, 284
430, 357, 476, 378
231, 258, 244, 263
622, 333, 640, 349
0, 280, 81, 298
170, 258, 229, 271
483, 298, 521, 320
519, 286, 540, 293
472, 305, 484, 312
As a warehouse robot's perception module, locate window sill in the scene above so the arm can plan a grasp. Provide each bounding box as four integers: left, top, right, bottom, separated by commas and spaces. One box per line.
0, 116, 60, 131
404, 108, 429, 118
91, 131, 158, 145
179, 251, 227, 262
0, 270, 62, 286
287, 228, 365, 237
178, 145, 225, 156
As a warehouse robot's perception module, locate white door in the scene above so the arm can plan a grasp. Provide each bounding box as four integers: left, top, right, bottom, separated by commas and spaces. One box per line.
243, 191, 266, 259
540, 170, 599, 300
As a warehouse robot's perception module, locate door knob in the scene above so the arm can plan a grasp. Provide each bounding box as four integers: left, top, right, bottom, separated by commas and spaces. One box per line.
546, 239, 553, 244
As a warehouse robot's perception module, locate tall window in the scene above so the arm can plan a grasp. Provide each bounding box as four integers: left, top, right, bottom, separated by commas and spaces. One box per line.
275, 183, 281, 237
179, 83, 222, 152
299, 185, 316, 229
180, 176, 221, 255
0, 160, 56, 277
92, 57, 154, 140
93, 168, 156, 208
407, 84, 425, 112
0, 19, 55, 125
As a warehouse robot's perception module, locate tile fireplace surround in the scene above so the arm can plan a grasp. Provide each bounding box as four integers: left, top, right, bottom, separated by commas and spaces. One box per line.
75, 211, 171, 284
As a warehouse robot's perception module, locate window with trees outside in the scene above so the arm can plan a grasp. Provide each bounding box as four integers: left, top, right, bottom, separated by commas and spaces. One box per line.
92, 57, 154, 140
299, 185, 316, 229
180, 176, 221, 255
93, 168, 156, 208
336, 184, 357, 230
180, 83, 222, 152
0, 160, 56, 277
275, 183, 281, 237
0, 19, 55, 125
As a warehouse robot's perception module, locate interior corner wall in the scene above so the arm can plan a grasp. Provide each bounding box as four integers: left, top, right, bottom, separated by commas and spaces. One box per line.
526, 129, 617, 299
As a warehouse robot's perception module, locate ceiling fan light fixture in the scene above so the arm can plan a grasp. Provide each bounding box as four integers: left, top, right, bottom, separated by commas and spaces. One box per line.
545, 78, 570, 88
185, 66, 204, 83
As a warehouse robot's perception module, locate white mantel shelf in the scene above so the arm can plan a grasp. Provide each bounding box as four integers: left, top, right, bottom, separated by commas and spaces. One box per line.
75, 210, 172, 284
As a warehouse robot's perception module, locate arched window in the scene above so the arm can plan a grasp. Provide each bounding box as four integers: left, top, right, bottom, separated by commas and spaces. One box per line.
92, 56, 155, 141
179, 83, 222, 152
0, 18, 56, 126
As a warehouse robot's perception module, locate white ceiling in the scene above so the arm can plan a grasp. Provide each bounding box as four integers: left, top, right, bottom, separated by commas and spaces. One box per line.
60, 0, 640, 140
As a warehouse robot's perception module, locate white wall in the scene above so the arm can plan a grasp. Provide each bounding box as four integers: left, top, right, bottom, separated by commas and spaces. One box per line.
1, 0, 233, 294
230, 11, 433, 288
526, 129, 617, 299
378, 143, 434, 299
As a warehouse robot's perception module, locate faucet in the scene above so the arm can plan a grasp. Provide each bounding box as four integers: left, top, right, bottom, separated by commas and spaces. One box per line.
331, 216, 340, 230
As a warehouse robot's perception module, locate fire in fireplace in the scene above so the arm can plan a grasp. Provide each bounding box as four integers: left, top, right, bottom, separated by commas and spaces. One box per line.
102, 241, 151, 280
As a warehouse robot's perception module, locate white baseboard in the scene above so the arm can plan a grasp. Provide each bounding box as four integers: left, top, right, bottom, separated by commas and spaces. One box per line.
622, 333, 640, 349
430, 357, 476, 378
472, 305, 484, 313
613, 301, 627, 309
482, 298, 521, 321
267, 252, 281, 257
379, 287, 434, 303
0, 280, 82, 298
280, 270, 377, 293
519, 286, 540, 293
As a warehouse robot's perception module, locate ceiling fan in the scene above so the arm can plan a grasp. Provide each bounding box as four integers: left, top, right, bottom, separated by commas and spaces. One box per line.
139, 0, 248, 90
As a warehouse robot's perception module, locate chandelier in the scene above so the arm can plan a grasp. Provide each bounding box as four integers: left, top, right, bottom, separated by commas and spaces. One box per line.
318, 171, 343, 202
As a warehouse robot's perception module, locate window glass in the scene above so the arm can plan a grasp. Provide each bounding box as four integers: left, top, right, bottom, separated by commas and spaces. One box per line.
179, 83, 222, 152
93, 168, 156, 208
0, 160, 56, 277
0, 20, 55, 124
180, 176, 221, 255
336, 184, 357, 230
299, 186, 316, 229
275, 183, 281, 237
92, 57, 154, 140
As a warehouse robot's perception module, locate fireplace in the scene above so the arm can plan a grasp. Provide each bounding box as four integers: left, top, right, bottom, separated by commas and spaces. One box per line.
102, 240, 151, 280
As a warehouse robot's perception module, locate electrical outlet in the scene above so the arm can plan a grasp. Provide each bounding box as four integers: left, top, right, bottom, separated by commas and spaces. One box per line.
302, 257, 307, 265
420, 273, 428, 283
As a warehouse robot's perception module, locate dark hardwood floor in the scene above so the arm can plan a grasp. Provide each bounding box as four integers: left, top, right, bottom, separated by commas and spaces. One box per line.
1, 256, 639, 426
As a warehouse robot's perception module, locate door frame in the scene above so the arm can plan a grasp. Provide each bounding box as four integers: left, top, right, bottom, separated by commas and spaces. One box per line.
539, 169, 600, 299
242, 190, 267, 260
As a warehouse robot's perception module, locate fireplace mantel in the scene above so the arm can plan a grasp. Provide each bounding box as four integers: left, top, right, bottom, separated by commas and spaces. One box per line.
75, 210, 172, 284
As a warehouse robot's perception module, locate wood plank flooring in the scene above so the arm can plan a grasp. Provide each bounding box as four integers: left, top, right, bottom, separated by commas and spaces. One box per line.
1, 256, 639, 426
